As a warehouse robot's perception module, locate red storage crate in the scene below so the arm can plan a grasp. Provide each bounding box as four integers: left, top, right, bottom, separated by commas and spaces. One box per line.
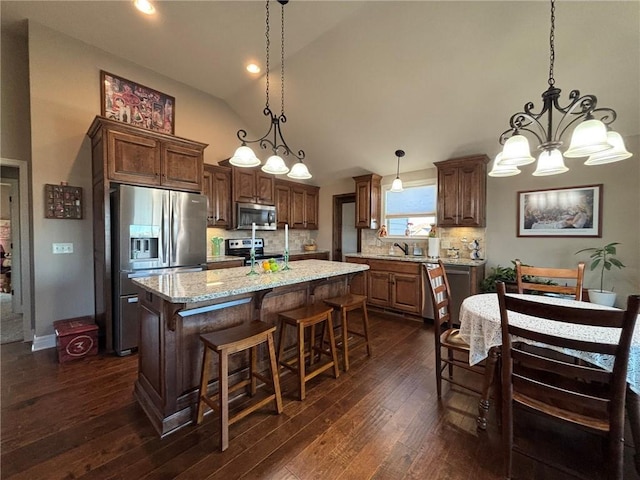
53, 317, 98, 363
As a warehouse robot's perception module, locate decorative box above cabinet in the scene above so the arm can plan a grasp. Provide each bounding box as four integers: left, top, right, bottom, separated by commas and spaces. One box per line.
87, 116, 206, 192
353, 173, 381, 229
203, 164, 232, 228
434, 154, 489, 227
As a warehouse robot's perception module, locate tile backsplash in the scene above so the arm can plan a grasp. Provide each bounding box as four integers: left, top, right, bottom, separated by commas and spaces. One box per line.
207, 228, 318, 256
361, 227, 486, 260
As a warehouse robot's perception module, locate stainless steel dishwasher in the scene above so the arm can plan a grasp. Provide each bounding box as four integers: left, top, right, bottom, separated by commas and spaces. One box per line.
444, 265, 472, 323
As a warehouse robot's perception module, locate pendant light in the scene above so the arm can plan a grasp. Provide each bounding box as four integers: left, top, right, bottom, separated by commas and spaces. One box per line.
488, 153, 521, 177
230, 0, 311, 179
494, 0, 632, 177
390, 150, 405, 192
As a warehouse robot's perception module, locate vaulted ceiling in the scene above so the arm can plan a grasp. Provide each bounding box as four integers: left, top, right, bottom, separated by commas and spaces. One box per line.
2, 1, 638, 185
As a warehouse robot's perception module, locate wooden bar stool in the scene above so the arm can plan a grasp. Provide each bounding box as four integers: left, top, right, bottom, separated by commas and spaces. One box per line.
323, 293, 371, 371
195, 321, 283, 452
277, 303, 340, 400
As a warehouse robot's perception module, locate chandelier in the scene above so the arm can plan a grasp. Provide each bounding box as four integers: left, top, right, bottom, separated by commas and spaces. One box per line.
229, 0, 311, 180
490, 0, 632, 178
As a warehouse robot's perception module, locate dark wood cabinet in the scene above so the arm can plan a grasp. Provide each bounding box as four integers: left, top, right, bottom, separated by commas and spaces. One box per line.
275, 182, 291, 228
203, 164, 231, 228
291, 184, 319, 230
275, 179, 319, 230
206, 259, 244, 270
289, 252, 330, 261
353, 174, 381, 229
220, 162, 275, 205
87, 115, 208, 352
346, 257, 421, 315
90, 116, 205, 192
434, 154, 489, 227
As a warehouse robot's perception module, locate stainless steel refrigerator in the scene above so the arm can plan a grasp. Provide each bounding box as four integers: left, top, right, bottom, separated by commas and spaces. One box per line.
112, 185, 207, 355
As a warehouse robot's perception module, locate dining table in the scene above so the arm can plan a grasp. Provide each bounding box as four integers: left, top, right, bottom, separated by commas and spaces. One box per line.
459, 292, 640, 474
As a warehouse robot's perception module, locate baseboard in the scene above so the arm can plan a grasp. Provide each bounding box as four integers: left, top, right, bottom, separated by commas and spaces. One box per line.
31, 333, 56, 351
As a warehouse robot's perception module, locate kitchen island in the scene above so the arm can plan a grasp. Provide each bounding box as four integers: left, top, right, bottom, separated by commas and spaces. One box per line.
131, 259, 368, 436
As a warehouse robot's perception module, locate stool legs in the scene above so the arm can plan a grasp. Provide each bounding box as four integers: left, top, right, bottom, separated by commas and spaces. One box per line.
219, 349, 230, 451
267, 333, 283, 414
196, 347, 212, 425
332, 301, 371, 372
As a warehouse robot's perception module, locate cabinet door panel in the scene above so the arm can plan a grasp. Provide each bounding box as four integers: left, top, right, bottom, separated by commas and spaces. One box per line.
256, 172, 275, 204
391, 273, 421, 314
108, 130, 161, 185
291, 187, 306, 229
437, 166, 459, 226
355, 180, 371, 228
275, 183, 291, 228
234, 169, 257, 203
212, 170, 231, 228
458, 163, 484, 226
162, 143, 203, 191
368, 271, 391, 307
305, 188, 319, 230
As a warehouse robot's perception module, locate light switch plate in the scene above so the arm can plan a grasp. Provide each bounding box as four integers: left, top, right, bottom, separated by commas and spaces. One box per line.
52, 243, 73, 254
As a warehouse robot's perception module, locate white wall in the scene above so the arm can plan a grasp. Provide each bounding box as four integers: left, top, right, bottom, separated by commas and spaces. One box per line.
24, 22, 251, 336
485, 135, 640, 306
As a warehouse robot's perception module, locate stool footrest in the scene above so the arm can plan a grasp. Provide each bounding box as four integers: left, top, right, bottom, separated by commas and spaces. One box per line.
229, 393, 278, 426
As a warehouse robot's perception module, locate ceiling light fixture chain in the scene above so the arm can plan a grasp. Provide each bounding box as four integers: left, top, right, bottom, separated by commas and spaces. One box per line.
230, 0, 311, 179
490, 0, 631, 178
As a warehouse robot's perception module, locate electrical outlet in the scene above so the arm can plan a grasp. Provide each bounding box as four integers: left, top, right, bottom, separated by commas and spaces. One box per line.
52, 243, 74, 254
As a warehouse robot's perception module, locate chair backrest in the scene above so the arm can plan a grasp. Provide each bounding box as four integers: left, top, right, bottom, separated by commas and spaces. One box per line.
497, 281, 639, 435
424, 260, 453, 334
515, 259, 585, 300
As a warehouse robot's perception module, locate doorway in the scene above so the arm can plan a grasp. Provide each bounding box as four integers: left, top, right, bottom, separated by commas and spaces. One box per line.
0, 159, 32, 344
332, 193, 360, 262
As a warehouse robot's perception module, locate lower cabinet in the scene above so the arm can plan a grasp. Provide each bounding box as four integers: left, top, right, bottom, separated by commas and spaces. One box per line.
207, 259, 244, 270
346, 257, 422, 315
289, 252, 329, 261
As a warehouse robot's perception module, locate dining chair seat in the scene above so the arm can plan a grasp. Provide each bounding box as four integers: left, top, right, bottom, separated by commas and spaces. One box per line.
441, 329, 468, 348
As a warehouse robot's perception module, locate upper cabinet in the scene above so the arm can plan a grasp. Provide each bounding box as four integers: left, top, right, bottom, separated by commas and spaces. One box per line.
88, 116, 206, 192
434, 154, 489, 227
353, 174, 381, 229
219, 161, 275, 205
203, 164, 232, 228
275, 179, 319, 230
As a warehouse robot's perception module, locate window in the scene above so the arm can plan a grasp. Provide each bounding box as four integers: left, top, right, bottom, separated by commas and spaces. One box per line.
383, 180, 437, 236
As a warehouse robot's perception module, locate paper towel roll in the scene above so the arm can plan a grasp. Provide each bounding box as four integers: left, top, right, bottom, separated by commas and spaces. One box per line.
428, 238, 440, 258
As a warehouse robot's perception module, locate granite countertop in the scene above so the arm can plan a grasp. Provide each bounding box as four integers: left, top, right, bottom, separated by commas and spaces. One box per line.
206, 255, 245, 263
132, 259, 369, 304
344, 253, 486, 267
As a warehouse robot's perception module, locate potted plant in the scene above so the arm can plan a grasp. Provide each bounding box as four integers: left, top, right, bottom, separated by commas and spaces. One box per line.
480, 260, 556, 293
575, 242, 625, 307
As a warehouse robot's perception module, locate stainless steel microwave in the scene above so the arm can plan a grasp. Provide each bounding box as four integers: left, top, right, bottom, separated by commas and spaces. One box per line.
236, 203, 277, 230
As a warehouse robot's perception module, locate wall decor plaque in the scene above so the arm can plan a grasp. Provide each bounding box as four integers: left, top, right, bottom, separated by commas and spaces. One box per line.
100, 70, 175, 134
45, 184, 83, 219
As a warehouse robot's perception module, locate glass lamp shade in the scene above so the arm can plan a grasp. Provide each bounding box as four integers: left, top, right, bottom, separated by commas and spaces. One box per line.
564, 119, 612, 158
499, 135, 536, 166
261, 154, 290, 174
584, 131, 633, 165
287, 161, 312, 180
533, 149, 569, 176
390, 177, 404, 192
229, 145, 261, 167
488, 152, 521, 177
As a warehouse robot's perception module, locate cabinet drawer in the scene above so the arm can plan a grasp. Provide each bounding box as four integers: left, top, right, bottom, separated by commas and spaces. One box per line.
346, 257, 369, 265
368, 259, 420, 275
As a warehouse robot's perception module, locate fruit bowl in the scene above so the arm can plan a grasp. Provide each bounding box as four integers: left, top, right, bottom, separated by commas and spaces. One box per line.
260, 258, 283, 273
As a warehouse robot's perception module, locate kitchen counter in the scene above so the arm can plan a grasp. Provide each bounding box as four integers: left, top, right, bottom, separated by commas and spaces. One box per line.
132, 259, 368, 303
345, 253, 486, 267
130, 259, 368, 436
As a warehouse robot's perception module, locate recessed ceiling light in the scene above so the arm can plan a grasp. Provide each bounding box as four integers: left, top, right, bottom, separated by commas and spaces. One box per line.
134, 0, 156, 15
246, 63, 261, 74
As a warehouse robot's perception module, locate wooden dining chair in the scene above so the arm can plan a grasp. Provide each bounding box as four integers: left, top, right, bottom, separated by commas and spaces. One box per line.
424, 261, 485, 399
496, 281, 640, 480
515, 259, 585, 300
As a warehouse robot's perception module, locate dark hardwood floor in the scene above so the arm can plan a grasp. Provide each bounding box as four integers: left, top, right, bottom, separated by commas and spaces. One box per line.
2, 311, 638, 480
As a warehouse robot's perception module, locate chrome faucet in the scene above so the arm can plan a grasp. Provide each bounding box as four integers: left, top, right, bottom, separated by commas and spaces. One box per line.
393, 242, 409, 255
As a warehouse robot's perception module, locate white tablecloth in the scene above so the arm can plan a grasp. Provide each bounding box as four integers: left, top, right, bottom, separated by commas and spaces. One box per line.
459, 293, 640, 394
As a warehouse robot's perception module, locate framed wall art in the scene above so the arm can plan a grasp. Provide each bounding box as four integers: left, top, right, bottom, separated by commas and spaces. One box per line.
100, 70, 175, 134
517, 184, 602, 237
45, 183, 83, 219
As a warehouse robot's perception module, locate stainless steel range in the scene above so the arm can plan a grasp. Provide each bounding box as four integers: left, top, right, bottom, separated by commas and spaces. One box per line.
226, 238, 284, 266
